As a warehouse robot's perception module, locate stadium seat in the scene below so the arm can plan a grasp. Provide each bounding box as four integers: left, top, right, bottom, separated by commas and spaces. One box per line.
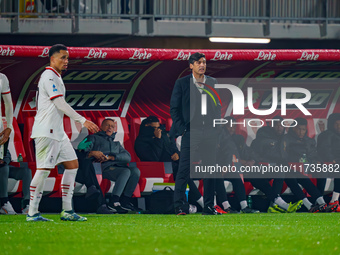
63, 116, 92, 149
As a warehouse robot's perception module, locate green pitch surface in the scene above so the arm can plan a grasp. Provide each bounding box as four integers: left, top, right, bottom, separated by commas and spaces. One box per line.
1, 213, 340, 255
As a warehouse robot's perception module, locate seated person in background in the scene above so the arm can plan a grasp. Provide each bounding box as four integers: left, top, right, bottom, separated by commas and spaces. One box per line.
81, 118, 140, 213
282, 117, 337, 213
216, 120, 259, 213
75, 149, 115, 214
135, 116, 203, 210
317, 113, 340, 211
135, 116, 179, 163
225, 117, 301, 213
0, 150, 32, 214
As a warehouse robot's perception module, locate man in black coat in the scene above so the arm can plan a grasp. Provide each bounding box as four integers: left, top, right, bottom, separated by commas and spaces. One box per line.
317, 113, 340, 211
170, 52, 221, 215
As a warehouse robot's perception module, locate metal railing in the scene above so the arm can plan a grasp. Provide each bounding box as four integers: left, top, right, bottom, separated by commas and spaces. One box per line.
0, 0, 339, 35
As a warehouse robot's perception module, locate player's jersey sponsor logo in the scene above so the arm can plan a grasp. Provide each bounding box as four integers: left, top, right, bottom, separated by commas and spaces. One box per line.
52, 84, 58, 92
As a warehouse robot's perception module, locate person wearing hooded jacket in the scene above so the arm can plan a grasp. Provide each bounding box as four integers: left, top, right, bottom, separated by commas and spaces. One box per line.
81, 118, 140, 213
317, 113, 340, 211
135, 116, 203, 211
281, 117, 338, 213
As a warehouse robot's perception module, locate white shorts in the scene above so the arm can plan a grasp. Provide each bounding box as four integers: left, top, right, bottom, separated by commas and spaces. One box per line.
35, 137, 77, 169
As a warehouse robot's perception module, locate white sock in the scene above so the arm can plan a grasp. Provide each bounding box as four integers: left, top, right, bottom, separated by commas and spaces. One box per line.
28, 170, 50, 216
316, 196, 325, 205
61, 169, 77, 211
303, 198, 313, 210
274, 197, 289, 210
330, 192, 340, 203
222, 201, 231, 210
240, 200, 247, 210
196, 197, 204, 208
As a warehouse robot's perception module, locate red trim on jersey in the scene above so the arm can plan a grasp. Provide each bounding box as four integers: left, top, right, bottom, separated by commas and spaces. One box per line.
46, 67, 61, 77
50, 94, 63, 100
1, 91, 10, 95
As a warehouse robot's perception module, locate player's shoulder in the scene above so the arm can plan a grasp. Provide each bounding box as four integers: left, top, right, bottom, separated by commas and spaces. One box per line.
0, 73, 8, 82
176, 75, 191, 84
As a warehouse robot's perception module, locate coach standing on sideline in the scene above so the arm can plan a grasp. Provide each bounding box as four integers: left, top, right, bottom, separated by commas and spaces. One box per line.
27, 44, 99, 222
170, 52, 221, 215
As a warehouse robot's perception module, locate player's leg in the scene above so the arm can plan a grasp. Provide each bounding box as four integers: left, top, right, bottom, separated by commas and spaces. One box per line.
59, 139, 87, 221
27, 137, 56, 221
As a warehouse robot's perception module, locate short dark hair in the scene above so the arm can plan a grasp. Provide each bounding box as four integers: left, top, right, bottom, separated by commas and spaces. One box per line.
144, 116, 159, 125
189, 52, 206, 65
49, 44, 68, 59
101, 118, 115, 127
295, 117, 308, 126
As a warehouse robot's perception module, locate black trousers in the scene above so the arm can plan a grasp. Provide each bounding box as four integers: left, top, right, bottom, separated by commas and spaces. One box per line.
285, 178, 322, 201
247, 178, 284, 202
75, 150, 105, 206
215, 177, 247, 205
174, 128, 217, 209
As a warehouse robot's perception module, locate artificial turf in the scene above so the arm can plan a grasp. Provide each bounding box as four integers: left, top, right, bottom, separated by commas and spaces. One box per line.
0, 213, 339, 255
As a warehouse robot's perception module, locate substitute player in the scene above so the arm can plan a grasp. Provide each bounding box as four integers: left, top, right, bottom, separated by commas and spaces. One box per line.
27, 44, 100, 222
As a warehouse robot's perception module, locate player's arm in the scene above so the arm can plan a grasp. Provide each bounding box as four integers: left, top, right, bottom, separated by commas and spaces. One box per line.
52, 96, 99, 133
0, 92, 13, 145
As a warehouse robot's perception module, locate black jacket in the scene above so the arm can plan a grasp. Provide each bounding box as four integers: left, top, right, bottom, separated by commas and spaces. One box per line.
282, 127, 320, 163
134, 121, 179, 162
317, 113, 340, 163
251, 126, 284, 164
80, 131, 131, 170
170, 74, 221, 137
217, 128, 240, 165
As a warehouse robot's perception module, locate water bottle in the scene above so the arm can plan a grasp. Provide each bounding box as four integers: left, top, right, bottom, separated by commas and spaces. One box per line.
247, 195, 253, 209
299, 153, 307, 163
17, 153, 23, 162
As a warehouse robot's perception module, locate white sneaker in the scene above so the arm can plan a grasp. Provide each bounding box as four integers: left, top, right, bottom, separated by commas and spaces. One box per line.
189, 204, 197, 214
0, 201, 17, 215
22, 205, 29, 214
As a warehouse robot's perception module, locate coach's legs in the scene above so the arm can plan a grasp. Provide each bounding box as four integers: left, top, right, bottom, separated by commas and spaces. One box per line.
174, 131, 190, 209
123, 167, 140, 197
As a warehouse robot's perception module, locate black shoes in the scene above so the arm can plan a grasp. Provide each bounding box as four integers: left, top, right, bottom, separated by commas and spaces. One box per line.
202, 206, 222, 215
85, 185, 100, 200
175, 205, 189, 215
108, 202, 128, 214
96, 204, 115, 214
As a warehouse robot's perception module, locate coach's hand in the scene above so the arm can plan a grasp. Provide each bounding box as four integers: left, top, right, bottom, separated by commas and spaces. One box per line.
0, 128, 11, 145
84, 120, 100, 133
89, 151, 108, 162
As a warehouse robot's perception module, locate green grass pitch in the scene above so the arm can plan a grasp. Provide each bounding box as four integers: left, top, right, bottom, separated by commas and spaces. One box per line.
0, 213, 340, 255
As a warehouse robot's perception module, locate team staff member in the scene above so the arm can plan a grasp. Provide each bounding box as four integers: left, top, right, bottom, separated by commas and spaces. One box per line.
27, 44, 99, 222
170, 52, 221, 215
